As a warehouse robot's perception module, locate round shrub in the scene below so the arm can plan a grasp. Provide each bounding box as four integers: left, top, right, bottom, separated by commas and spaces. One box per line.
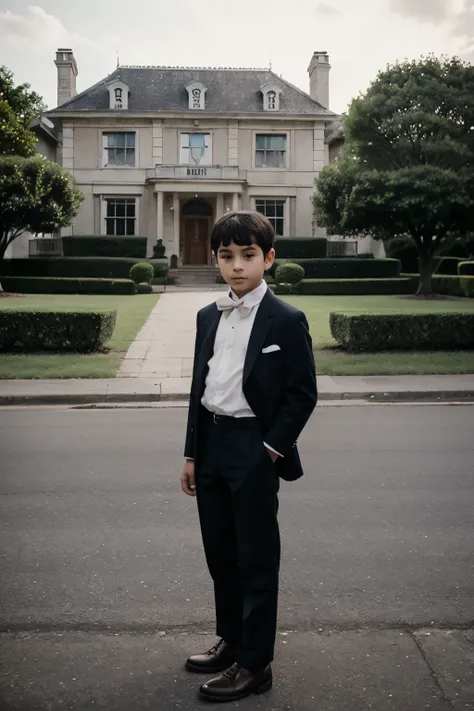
136, 282, 153, 294
129, 262, 155, 285
275, 262, 305, 286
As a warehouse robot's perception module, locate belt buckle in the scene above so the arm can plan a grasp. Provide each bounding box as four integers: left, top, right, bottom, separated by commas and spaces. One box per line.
213, 413, 219, 424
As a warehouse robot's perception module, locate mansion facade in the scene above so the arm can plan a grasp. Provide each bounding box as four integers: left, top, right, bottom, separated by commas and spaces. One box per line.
10, 49, 341, 262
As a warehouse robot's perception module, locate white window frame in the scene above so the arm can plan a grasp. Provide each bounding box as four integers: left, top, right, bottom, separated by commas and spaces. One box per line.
101, 130, 138, 169
100, 196, 139, 236
106, 80, 129, 110
253, 132, 288, 170
260, 83, 282, 111
185, 81, 207, 110
179, 132, 213, 166
252, 197, 289, 236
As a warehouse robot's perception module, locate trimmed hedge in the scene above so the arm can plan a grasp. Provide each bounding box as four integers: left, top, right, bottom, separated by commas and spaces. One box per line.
461, 277, 474, 298
298, 278, 415, 295
129, 262, 155, 284
433, 257, 463, 275
272, 258, 401, 279
136, 283, 153, 294
459, 261, 474, 275
386, 236, 472, 272
62, 236, 148, 258
274, 238, 327, 259
0, 310, 117, 352
0, 257, 168, 280
330, 312, 474, 352
1, 276, 136, 295
402, 274, 474, 298
275, 262, 305, 286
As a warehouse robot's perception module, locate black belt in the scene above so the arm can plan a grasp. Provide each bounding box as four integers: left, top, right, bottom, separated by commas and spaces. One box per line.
202, 407, 257, 426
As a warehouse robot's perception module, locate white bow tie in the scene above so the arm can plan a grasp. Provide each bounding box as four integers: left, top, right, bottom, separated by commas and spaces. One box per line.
216, 294, 253, 318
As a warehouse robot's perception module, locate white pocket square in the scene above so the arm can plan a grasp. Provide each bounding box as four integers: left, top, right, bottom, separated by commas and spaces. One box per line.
262, 344, 281, 354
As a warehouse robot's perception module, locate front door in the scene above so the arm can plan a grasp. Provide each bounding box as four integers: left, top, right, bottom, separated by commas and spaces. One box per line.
183, 217, 209, 264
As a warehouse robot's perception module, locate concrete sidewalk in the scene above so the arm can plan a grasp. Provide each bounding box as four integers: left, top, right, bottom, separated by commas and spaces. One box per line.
1, 374, 474, 406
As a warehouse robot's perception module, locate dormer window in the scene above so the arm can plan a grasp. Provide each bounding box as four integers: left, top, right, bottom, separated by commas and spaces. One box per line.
106, 80, 129, 110
186, 81, 207, 110
260, 83, 282, 111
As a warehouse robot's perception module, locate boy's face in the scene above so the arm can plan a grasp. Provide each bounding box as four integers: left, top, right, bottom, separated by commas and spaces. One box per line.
216, 239, 275, 297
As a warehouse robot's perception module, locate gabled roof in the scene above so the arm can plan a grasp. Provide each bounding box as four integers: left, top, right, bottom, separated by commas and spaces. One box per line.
49, 66, 334, 115
29, 116, 59, 144
325, 118, 344, 144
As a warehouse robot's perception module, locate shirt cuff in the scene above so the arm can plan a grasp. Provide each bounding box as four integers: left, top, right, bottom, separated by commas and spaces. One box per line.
263, 442, 284, 458
185, 457, 194, 462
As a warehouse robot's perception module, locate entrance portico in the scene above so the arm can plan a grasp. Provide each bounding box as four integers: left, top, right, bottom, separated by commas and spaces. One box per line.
148, 167, 245, 265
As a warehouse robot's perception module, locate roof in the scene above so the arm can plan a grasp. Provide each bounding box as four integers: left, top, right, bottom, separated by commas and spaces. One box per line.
29, 115, 59, 143
49, 66, 333, 115
325, 118, 344, 144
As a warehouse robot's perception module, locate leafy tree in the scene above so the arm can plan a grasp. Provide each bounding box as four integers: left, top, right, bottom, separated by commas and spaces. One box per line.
0, 156, 84, 291
0, 66, 46, 157
314, 56, 474, 295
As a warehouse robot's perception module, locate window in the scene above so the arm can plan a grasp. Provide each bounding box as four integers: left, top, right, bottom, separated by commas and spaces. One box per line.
255, 199, 285, 236
185, 81, 207, 110
106, 80, 129, 110
180, 133, 212, 166
255, 134, 286, 168
105, 198, 136, 235
103, 132, 135, 167
260, 83, 282, 111
114, 88, 123, 108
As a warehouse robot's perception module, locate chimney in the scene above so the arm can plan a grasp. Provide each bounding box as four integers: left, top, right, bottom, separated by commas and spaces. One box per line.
307, 51, 331, 109
55, 49, 78, 106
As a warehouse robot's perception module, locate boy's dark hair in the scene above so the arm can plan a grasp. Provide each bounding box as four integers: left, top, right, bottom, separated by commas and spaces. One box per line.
210, 211, 275, 257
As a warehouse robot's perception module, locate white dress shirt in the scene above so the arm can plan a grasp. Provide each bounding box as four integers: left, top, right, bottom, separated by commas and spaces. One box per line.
202, 279, 267, 417
201, 280, 282, 458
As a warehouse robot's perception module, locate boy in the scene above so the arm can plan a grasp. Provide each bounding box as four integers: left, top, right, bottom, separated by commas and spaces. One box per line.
180, 211, 317, 702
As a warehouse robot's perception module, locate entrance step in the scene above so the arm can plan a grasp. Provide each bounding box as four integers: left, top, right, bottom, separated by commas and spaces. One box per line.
169, 266, 220, 286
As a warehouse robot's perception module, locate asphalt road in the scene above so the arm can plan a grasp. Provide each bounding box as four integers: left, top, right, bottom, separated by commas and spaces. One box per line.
0, 404, 473, 710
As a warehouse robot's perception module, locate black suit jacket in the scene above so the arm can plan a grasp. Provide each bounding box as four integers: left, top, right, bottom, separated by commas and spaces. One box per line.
184, 288, 318, 481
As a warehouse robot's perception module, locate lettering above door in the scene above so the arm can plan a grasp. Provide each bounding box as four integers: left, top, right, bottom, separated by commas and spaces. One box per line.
187, 168, 207, 177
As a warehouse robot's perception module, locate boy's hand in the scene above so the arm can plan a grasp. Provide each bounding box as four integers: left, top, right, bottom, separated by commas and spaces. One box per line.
180, 460, 196, 496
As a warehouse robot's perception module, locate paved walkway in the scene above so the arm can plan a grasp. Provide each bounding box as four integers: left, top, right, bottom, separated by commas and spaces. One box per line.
118, 291, 222, 379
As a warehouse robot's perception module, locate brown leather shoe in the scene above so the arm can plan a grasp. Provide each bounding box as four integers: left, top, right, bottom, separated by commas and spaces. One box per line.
185, 638, 236, 674
199, 662, 272, 701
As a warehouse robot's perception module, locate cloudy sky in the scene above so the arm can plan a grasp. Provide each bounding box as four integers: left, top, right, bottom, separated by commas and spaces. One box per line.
0, 0, 473, 113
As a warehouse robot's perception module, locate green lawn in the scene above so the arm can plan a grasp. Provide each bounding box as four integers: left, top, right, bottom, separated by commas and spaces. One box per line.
281, 294, 474, 375
1, 292, 473, 379
0, 294, 159, 379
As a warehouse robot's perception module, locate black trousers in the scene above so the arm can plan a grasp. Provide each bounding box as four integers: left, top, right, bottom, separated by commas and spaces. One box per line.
195, 410, 281, 671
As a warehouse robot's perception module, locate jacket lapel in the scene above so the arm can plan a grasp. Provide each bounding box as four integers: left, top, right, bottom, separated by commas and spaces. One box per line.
243, 289, 277, 386
195, 305, 221, 403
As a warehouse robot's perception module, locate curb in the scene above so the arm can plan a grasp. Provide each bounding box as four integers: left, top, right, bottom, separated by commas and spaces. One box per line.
2, 390, 474, 407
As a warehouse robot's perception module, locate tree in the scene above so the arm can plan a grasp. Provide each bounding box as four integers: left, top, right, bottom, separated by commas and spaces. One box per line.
0, 156, 84, 277
0, 66, 46, 157
313, 56, 474, 295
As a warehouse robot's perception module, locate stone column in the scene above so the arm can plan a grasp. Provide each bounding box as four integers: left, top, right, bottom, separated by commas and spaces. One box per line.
232, 192, 239, 212
173, 193, 180, 260
156, 191, 164, 243
216, 193, 224, 219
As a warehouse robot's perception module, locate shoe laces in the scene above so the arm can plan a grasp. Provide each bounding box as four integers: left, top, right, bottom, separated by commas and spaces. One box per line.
207, 638, 226, 656
223, 662, 240, 680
